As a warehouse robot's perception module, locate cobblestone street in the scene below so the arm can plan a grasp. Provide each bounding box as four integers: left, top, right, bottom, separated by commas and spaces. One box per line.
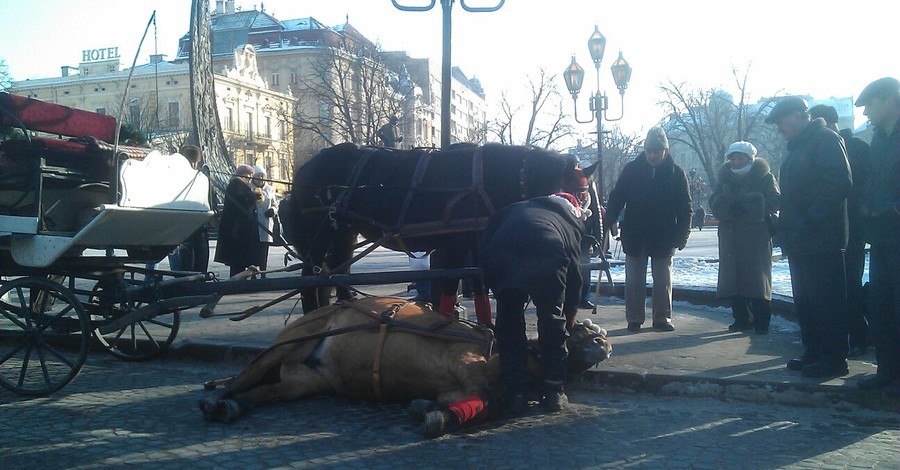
2, 354, 897, 469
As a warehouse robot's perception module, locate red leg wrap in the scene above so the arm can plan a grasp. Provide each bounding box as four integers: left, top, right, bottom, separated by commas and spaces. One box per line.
438, 294, 457, 317
474, 294, 493, 326
447, 395, 485, 424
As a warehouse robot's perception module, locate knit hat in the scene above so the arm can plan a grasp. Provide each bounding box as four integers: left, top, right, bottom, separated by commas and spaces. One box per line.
725, 141, 757, 160
236, 164, 255, 177
644, 127, 669, 151
808, 104, 839, 125
252, 165, 266, 177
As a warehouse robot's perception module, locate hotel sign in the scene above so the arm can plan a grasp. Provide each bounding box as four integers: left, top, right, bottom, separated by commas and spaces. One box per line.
82, 47, 120, 62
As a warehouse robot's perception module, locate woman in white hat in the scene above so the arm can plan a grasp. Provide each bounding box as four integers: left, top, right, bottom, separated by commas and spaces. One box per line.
251, 166, 279, 275
709, 141, 781, 334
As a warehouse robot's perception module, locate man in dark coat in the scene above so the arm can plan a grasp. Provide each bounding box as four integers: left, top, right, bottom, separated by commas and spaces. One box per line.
214, 164, 261, 277
854, 77, 900, 395
603, 127, 692, 332
376, 115, 402, 148
479, 193, 584, 414
809, 104, 871, 357
766, 96, 852, 378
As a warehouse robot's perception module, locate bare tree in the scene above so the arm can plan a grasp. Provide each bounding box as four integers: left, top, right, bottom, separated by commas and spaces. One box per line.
657, 68, 777, 189
290, 44, 406, 152
0, 59, 11, 92
488, 68, 576, 149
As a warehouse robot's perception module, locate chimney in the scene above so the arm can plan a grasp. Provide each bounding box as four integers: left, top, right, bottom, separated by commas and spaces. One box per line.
226, 0, 235, 14
149, 54, 165, 64
215, 0, 224, 15
61, 66, 77, 77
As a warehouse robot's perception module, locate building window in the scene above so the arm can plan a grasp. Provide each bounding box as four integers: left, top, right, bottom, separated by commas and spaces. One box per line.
246, 152, 255, 166
96, 108, 107, 115
167, 102, 180, 128
265, 151, 272, 171
271, 73, 279, 86
129, 103, 141, 127
265, 116, 272, 139
290, 72, 299, 84
246, 112, 254, 138
226, 108, 234, 131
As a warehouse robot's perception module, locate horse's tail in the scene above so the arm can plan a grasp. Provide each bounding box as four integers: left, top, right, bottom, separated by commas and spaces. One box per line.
277, 192, 301, 248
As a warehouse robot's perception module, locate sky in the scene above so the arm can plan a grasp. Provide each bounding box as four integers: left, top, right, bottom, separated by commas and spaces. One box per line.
2, 0, 899, 140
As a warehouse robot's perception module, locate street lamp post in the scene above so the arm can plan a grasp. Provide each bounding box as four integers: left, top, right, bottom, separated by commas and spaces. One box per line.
563, 25, 632, 199
392, 0, 504, 149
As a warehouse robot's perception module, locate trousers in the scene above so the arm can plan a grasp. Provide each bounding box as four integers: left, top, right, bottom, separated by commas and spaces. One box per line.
624, 249, 673, 324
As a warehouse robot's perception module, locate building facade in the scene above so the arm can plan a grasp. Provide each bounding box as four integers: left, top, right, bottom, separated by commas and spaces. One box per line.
10, 45, 295, 195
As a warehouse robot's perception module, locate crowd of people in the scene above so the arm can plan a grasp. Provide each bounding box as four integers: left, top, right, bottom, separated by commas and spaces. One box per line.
168, 76, 899, 416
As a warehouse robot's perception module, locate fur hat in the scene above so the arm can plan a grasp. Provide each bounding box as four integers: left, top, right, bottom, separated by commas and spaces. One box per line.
644, 127, 669, 151
725, 141, 757, 160
236, 164, 255, 177
252, 165, 266, 177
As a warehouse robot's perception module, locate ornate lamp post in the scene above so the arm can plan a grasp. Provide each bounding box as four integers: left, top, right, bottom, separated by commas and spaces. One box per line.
563, 25, 632, 199
392, 0, 504, 149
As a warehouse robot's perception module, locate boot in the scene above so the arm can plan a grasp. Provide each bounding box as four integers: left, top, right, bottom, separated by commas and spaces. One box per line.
753, 300, 771, 334
728, 297, 753, 332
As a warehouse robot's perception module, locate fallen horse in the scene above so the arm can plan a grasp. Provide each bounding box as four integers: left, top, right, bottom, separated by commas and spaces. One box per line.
199, 296, 612, 438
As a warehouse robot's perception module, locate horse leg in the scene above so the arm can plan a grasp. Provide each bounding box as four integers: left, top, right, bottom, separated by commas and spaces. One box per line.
429, 249, 460, 317
330, 229, 357, 302
473, 277, 493, 326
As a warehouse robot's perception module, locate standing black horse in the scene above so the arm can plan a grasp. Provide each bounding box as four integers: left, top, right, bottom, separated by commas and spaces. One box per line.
279, 142, 590, 324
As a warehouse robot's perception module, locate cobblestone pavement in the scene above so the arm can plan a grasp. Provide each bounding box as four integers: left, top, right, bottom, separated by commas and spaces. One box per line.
2, 354, 898, 470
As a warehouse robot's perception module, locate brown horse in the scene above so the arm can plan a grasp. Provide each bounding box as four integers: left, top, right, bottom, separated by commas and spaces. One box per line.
198, 296, 612, 438
279, 143, 592, 323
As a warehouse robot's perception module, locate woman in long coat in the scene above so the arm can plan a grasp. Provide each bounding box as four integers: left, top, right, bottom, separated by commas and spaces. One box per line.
709, 141, 781, 334
214, 164, 261, 277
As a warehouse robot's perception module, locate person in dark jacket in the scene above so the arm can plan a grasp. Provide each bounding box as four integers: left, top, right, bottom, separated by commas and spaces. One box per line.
708, 141, 781, 334
766, 96, 852, 378
809, 104, 871, 357
214, 164, 261, 277
479, 193, 584, 414
376, 115, 402, 148
854, 77, 900, 395
603, 127, 692, 332
560, 170, 603, 310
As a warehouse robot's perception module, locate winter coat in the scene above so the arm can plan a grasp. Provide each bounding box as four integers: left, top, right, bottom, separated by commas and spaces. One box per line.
479, 196, 584, 317
777, 118, 851, 257
214, 177, 261, 268
859, 118, 900, 246
839, 129, 870, 246
709, 158, 781, 300
603, 152, 693, 257
254, 183, 278, 244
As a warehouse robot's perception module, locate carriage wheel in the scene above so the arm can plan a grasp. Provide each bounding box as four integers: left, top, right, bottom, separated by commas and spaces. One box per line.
88, 278, 180, 362
0, 277, 91, 396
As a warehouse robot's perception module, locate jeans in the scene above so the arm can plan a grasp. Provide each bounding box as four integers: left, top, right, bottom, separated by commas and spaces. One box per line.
624, 249, 673, 324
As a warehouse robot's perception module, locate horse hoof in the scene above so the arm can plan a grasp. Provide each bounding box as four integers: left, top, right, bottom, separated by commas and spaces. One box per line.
422, 410, 449, 439
200, 399, 241, 423
408, 399, 436, 422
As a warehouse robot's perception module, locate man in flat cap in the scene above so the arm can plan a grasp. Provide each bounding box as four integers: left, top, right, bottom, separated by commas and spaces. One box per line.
603, 127, 692, 333
766, 96, 852, 378
809, 104, 871, 358
854, 77, 900, 395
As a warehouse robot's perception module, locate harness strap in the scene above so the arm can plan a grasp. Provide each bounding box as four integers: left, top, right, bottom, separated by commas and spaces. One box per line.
396, 149, 435, 230
441, 146, 494, 226
372, 322, 389, 401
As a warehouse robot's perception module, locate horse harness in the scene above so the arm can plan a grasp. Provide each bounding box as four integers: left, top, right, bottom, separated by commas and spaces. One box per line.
249, 299, 495, 401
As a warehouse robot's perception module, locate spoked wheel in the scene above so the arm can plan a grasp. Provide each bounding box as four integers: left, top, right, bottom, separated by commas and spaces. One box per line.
0, 276, 91, 396
88, 276, 180, 362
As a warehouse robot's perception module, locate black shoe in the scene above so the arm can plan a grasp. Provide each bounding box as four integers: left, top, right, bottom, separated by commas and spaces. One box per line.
786, 356, 817, 371
727, 321, 754, 332
848, 345, 868, 358
652, 321, 675, 332
579, 300, 595, 310
754, 327, 769, 335
857, 374, 896, 390
801, 360, 849, 378
541, 391, 569, 412
627, 322, 642, 332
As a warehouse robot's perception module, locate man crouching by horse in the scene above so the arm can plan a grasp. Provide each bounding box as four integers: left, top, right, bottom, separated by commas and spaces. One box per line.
479, 192, 586, 414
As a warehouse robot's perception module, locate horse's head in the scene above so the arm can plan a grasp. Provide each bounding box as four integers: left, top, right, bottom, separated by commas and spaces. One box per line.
559, 159, 598, 214
565, 319, 613, 376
